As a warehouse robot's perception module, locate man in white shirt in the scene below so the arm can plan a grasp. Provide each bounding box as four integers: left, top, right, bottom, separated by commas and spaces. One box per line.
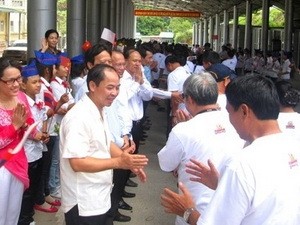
160, 74, 300, 225
158, 73, 243, 225
74, 43, 112, 102
60, 64, 148, 225
121, 49, 153, 153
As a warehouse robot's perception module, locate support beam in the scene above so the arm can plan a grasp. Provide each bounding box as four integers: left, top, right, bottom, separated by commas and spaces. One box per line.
232, 5, 238, 50
86, 0, 100, 45
244, 0, 252, 52
27, 0, 56, 58
223, 10, 229, 45
261, 0, 269, 57
284, 0, 293, 51
203, 18, 208, 44
67, 0, 86, 57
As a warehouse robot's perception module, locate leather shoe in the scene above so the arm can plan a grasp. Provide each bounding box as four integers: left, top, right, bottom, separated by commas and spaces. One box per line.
123, 190, 136, 198
129, 172, 137, 178
118, 199, 132, 210
126, 179, 138, 187
113, 211, 131, 222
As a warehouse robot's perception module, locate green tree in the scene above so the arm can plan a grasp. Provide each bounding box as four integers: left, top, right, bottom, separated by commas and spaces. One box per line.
57, 0, 67, 36
136, 16, 170, 35
238, 6, 284, 27
169, 18, 193, 44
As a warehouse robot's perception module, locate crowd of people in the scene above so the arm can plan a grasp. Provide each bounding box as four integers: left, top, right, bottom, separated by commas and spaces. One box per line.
0, 29, 300, 225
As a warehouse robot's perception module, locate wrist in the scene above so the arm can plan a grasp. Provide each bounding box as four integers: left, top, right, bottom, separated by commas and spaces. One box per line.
183, 207, 196, 224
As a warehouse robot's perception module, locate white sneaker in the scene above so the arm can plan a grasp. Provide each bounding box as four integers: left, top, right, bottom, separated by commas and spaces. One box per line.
29, 221, 36, 225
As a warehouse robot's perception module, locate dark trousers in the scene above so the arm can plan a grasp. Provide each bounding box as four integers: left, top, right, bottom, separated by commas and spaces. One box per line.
131, 120, 142, 154
107, 169, 128, 218
65, 205, 113, 225
35, 136, 55, 205
18, 158, 43, 225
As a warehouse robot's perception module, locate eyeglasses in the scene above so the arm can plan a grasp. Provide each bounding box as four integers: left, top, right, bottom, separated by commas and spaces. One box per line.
0, 76, 22, 85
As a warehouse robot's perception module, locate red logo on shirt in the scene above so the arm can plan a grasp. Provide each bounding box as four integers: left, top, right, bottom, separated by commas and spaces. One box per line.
286, 121, 295, 129
215, 124, 226, 134
288, 154, 298, 169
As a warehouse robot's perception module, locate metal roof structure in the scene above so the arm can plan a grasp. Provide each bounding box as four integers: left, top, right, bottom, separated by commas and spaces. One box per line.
131, 0, 287, 19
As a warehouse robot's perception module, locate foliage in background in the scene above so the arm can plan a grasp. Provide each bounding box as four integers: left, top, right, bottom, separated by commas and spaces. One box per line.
57, 0, 67, 36
136, 16, 170, 35
238, 6, 284, 27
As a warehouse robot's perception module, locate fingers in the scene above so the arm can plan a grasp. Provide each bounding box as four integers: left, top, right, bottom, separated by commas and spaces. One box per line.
207, 159, 218, 174
136, 168, 147, 183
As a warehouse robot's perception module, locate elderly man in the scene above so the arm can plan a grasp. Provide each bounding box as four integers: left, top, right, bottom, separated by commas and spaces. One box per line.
60, 64, 148, 225
158, 73, 243, 225
161, 74, 300, 225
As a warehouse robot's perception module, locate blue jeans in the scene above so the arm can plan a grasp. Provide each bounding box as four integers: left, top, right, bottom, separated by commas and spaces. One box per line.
49, 136, 60, 195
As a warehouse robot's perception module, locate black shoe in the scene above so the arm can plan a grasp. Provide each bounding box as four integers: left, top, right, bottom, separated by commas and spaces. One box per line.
126, 179, 138, 187
118, 199, 132, 211
123, 190, 136, 198
129, 172, 137, 178
113, 211, 131, 222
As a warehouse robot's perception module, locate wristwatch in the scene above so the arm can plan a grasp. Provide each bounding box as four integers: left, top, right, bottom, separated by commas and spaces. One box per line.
183, 207, 196, 223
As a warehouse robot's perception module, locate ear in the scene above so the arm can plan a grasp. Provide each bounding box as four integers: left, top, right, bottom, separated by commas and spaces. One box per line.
87, 62, 93, 70
88, 80, 96, 92
240, 103, 250, 117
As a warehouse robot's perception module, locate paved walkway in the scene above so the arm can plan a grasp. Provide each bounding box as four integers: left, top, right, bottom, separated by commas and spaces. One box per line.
34, 102, 177, 225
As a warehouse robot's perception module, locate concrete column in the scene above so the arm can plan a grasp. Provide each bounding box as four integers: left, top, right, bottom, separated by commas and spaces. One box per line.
119, 0, 125, 37
27, 0, 56, 58
199, 20, 203, 46
115, 0, 121, 38
284, 0, 293, 51
100, 0, 109, 31
86, 0, 100, 45
244, 0, 252, 51
223, 10, 229, 45
203, 18, 208, 44
127, 1, 135, 38
261, 0, 269, 57
209, 16, 213, 46
67, 0, 85, 57
192, 23, 197, 45
109, 0, 116, 32
233, 5, 238, 49
215, 14, 220, 51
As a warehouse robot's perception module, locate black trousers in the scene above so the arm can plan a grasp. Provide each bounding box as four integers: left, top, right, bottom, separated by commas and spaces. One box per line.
107, 169, 128, 218
65, 205, 113, 225
131, 120, 142, 154
18, 158, 43, 225
35, 136, 55, 205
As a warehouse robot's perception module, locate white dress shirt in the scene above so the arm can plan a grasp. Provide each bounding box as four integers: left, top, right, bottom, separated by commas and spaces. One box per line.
120, 69, 153, 121
60, 94, 113, 216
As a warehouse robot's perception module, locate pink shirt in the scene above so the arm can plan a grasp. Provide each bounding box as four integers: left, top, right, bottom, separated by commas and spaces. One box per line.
0, 91, 34, 189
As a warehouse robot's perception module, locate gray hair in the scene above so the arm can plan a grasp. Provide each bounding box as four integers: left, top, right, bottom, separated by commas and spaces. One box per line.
183, 72, 218, 106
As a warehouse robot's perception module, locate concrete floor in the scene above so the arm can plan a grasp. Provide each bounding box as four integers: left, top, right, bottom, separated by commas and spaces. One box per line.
34, 101, 177, 225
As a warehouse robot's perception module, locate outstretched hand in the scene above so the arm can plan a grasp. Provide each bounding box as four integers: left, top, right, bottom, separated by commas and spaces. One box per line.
186, 159, 219, 190
161, 182, 195, 217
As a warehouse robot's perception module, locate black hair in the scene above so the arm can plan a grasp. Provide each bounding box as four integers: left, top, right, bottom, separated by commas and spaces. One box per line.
0, 57, 22, 78
226, 74, 280, 120
275, 80, 300, 108
45, 29, 59, 39
86, 64, 116, 91
202, 51, 221, 64
84, 43, 111, 67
